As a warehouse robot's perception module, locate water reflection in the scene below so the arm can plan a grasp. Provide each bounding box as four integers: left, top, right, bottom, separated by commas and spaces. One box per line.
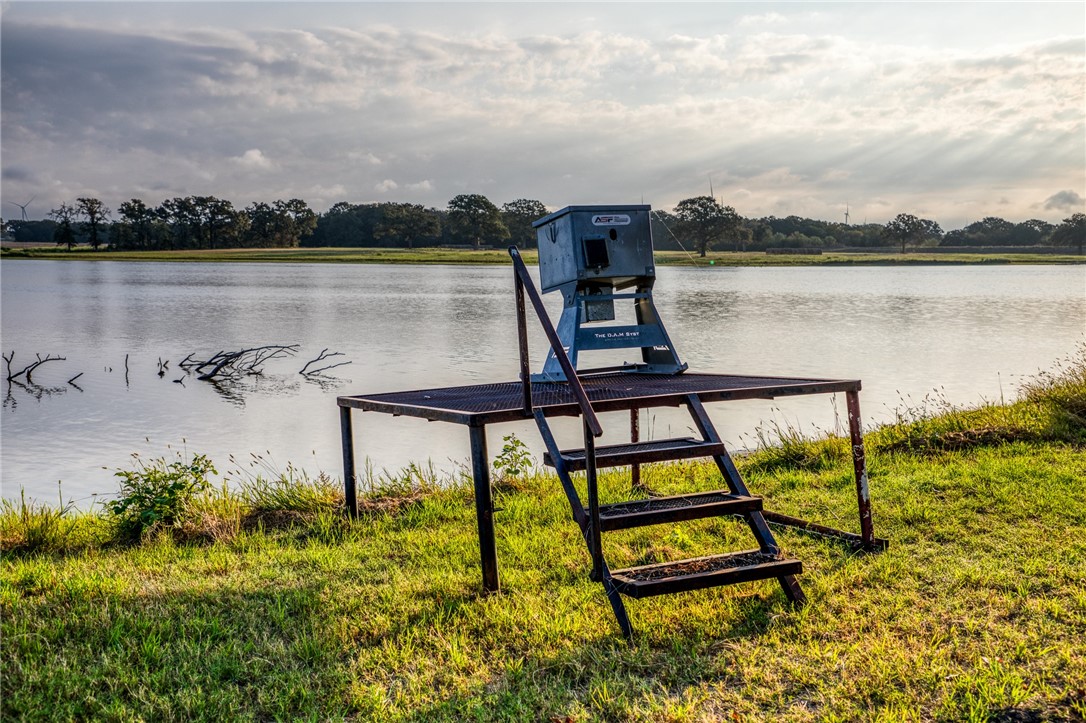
1, 260, 1083, 503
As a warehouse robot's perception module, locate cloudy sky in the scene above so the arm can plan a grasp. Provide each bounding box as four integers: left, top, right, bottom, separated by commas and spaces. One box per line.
2, 1, 1083, 229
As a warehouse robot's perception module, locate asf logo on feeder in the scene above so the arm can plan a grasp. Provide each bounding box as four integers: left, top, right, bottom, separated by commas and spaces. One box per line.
591, 214, 631, 226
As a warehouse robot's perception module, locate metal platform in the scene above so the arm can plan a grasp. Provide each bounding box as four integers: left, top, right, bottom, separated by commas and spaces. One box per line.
336, 243, 886, 639
337, 372, 860, 426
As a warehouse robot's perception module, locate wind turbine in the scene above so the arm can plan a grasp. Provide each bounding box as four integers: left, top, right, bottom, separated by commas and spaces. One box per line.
6, 195, 35, 221
844, 203, 851, 226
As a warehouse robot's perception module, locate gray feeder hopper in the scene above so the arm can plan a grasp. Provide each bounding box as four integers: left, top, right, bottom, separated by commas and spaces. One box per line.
532, 204, 686, 381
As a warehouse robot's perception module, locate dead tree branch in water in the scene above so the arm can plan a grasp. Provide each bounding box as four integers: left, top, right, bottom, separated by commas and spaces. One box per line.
4, 351, 68, 384
190, 345, 300, 381
299, 348, 352, 377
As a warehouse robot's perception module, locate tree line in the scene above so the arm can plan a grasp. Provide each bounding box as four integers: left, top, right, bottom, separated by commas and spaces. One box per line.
3, 193, 1083, 254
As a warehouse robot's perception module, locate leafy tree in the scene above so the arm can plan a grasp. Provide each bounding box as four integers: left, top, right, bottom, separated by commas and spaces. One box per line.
5, 219, 57, 245
883, 213, 942, 253
76, 197, 111, 250
49, 203, 77, 250
309, 202, 382, 247
192, 196, 244, 250
243, 199, 316, 248
243, 202, 277, 247
648, 210, 680, 249
1012, 219, 1054, 246
116, 199, 158, 249
446, 194, 508, 250
673, 196, 742, 257
501, 199, 548, 249
1051, 213, 1086, 254
158, 197, 200, 249
374, 203, 440, 249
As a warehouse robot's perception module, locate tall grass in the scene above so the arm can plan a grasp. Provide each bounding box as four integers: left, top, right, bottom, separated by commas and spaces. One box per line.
1021, 342, 1086, 433
0, 488, 76, 554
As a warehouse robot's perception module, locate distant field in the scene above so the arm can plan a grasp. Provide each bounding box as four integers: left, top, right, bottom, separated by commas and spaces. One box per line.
2, 246, 1083, 265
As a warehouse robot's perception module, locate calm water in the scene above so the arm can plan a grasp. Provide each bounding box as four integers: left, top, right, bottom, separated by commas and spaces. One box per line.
2, 260, 1083, 505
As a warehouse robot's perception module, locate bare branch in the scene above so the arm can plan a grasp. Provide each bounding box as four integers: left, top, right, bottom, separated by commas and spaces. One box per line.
300, 349, 351, 376
194, 344, 300, 381
305, 360, 352, 376
6, 353, 66, 384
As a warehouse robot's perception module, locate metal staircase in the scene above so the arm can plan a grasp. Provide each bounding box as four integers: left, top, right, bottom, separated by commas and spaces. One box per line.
510, 247, 805, 639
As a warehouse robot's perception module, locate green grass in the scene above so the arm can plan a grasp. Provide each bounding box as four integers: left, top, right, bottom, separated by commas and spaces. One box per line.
3, 245, 1083, 266
3, 356, 1086, 721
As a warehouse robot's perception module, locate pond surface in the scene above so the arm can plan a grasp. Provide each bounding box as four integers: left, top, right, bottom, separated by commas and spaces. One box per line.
2, 260, 1083, 505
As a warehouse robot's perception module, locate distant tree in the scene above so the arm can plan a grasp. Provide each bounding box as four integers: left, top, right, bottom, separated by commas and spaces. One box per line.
309, 202, 380, 247
158, 197, 200, 249
76, 197, 111, 250
501, 199, 548, 249
1051, 213, 1086, 254
191, 196, 244, 250
242, 202, 277, 247
1011, 219, 1055, 246
116, 199, 158, 249
6, 219, 57, 245
49, 203, 77, 250
447, 194, 508, 249
883, 213, 942, 253
673, 196, 742, 257
243, 199, 316, 248
649, 209, 680, 250
374, 203, 440, 249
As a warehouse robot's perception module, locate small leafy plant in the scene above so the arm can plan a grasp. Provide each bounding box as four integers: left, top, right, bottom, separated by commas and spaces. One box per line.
492, 433, 533, 487
110, 453, 217, 542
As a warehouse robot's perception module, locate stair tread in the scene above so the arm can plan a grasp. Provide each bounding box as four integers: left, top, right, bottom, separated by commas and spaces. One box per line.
600, 490, 756, 518
544, 437, 724, 470
593, 490, 761, 530
609, 549, 801, 599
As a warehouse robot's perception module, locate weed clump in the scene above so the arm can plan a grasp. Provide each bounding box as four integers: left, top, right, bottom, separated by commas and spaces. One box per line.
109, 453, 217, 542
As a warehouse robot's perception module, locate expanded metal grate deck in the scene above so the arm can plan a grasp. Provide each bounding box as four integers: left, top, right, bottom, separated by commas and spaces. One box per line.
600, 491, 751, 517
338, 372, 860, 426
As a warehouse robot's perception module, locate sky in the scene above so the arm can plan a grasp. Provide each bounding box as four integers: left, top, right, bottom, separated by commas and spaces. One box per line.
1, 2, 1084, 230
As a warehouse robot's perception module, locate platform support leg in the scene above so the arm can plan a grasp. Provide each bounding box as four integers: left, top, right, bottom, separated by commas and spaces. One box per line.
340, 406, 357, 518
469, 424, 501, 594
846, 391, 875, 550
630, 409, 643, 492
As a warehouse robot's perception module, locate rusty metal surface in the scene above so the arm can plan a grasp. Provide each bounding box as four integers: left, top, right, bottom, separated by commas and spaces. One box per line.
609, 549, 803, 599
338, 372, 860, 425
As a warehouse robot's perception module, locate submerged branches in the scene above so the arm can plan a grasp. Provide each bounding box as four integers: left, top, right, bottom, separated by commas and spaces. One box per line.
299, 349, 352, 377
189, 345, 301, 381
179, 345, 352, 384
5, 351, 67, 384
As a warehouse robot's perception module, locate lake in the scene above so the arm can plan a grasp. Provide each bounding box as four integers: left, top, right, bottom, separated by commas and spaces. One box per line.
1, 260, 1083, 506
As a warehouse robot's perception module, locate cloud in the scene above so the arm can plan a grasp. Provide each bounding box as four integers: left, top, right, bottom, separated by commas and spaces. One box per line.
1044, 190, 1086, 212
1, 165, 35, 182
0, 7, 1082, 231
233, 149, 273, 169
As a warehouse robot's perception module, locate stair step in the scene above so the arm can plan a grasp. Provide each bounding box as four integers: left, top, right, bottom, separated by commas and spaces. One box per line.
544, 437, 725, 471
596, 491, 761, 531
609, 549, 802, 599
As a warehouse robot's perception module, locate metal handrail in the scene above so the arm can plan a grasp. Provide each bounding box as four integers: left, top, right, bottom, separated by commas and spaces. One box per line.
508, 246, 603, 437
510, 245, 605, 577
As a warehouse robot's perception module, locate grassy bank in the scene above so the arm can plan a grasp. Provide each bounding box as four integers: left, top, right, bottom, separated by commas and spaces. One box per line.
3, 245, 1083, 266
3, 355, 1085, 721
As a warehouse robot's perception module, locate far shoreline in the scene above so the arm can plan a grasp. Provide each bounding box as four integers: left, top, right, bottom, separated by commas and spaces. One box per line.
2, 245, 1084, 266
